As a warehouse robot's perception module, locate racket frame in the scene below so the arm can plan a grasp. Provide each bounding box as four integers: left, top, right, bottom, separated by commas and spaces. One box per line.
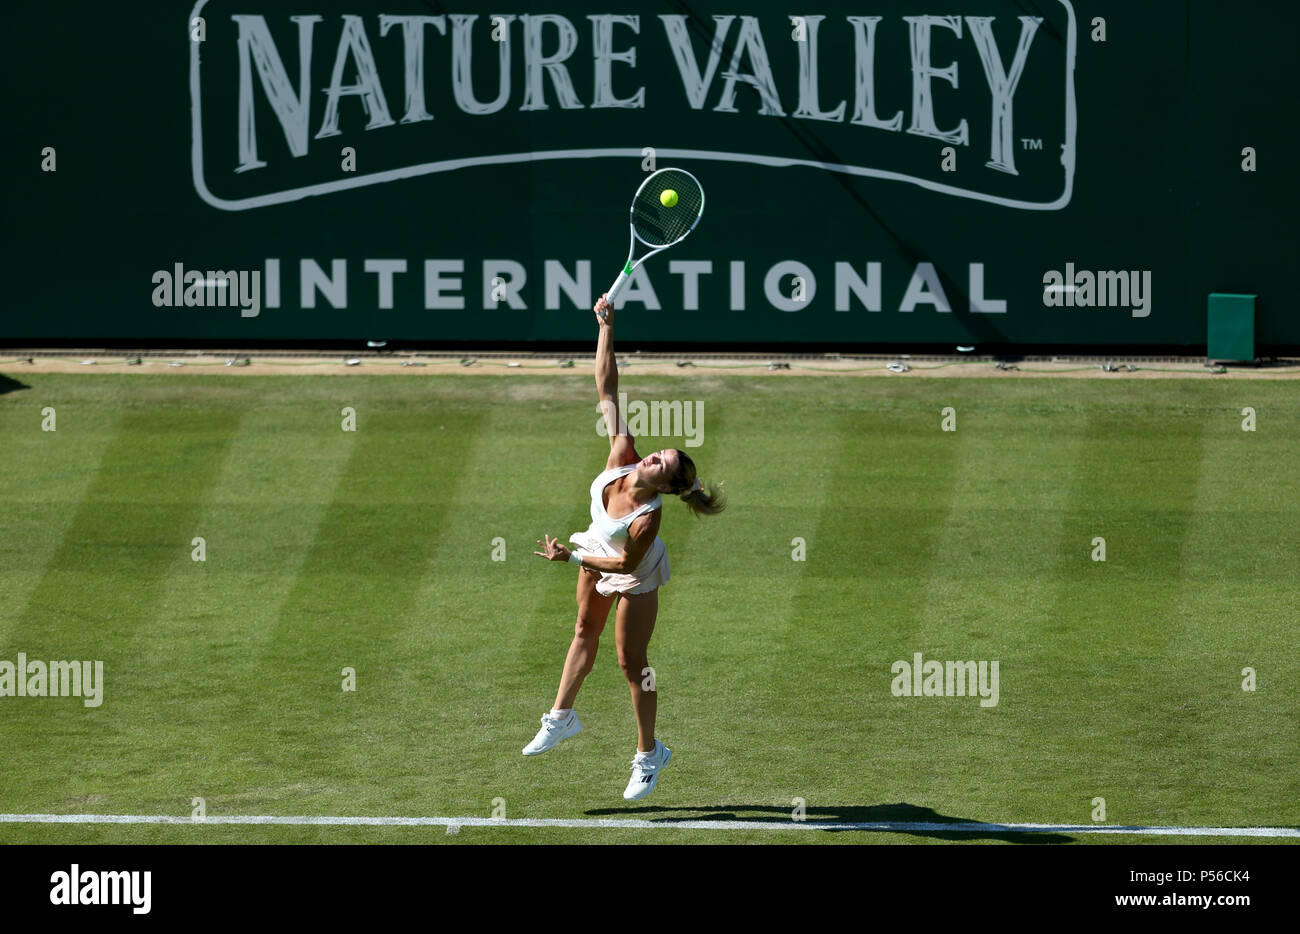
605, 168, 705, 306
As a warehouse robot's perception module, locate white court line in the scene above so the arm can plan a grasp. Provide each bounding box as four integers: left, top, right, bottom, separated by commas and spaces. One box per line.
1, 814, 1296, 837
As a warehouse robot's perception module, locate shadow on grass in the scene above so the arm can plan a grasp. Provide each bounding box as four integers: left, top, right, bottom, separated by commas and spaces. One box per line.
585, 802, 1074, 844
0, 374, 31, 396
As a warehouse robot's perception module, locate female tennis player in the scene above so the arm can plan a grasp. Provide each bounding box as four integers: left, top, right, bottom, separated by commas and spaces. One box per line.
528, 292, 725, 800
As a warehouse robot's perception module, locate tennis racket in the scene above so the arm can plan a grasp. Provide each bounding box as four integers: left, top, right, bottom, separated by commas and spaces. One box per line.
603, 167, 705, 310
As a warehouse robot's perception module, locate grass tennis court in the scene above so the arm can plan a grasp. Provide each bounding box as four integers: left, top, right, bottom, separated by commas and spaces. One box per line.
1, 372, 1296, 844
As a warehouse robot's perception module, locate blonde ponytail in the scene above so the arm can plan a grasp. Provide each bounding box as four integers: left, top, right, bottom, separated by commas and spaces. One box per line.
679, 479, 726, 518
669, 450, 726, 517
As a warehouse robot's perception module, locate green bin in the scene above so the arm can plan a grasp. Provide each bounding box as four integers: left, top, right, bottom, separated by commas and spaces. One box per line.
1207, 294, 1255, 362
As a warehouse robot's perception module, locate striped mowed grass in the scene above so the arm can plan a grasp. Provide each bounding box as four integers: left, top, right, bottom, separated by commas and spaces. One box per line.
0, 372, 1296, 844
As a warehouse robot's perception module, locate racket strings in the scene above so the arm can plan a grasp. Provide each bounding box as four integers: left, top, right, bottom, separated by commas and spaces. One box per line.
631, 170, 703, 247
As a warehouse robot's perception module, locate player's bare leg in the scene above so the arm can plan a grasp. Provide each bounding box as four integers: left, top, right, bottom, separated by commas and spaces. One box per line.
615, 588, 659, 752
553, 568, 616, 709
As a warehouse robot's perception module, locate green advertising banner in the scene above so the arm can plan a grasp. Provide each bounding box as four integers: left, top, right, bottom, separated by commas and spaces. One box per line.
1, 1, 1293, 348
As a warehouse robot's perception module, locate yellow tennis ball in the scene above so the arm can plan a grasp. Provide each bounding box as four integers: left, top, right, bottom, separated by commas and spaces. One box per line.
660, 189, 678, 207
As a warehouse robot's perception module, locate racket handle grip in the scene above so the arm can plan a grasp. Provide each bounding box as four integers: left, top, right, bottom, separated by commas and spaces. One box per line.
606, 266, 632, 306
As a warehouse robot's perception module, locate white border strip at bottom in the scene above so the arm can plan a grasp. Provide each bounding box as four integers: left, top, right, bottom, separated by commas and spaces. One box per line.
1, 814, 1296, 837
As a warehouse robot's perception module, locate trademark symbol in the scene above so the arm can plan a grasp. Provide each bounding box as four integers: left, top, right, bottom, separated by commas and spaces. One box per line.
1020, 138, 1043, 151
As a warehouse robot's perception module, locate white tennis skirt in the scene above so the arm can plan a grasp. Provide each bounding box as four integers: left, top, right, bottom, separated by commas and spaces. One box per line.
568, 531, 670, 596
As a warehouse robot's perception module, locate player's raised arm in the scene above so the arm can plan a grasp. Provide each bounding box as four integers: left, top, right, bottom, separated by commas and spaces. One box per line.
594, 293, 638, 469
594, 292, 619, 422
594, 290, 617, 399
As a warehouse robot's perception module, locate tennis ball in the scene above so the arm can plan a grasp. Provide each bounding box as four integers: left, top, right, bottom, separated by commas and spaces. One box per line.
660, 189, 679, 208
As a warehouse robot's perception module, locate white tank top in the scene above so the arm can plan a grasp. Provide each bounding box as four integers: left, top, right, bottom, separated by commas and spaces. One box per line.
585, 464, 662, 550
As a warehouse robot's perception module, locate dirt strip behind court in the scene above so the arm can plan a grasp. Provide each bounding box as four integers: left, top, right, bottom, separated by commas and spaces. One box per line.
3, 353, 1298, 380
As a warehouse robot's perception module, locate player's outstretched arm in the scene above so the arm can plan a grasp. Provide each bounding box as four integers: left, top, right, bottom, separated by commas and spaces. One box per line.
594, 291, 616, 397
594, 293, 638, 468
594, 292, 620, 430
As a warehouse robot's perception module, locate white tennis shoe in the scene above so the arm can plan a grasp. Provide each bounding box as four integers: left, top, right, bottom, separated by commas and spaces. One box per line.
522, 711, 583, 756
623, 739, 672, 800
